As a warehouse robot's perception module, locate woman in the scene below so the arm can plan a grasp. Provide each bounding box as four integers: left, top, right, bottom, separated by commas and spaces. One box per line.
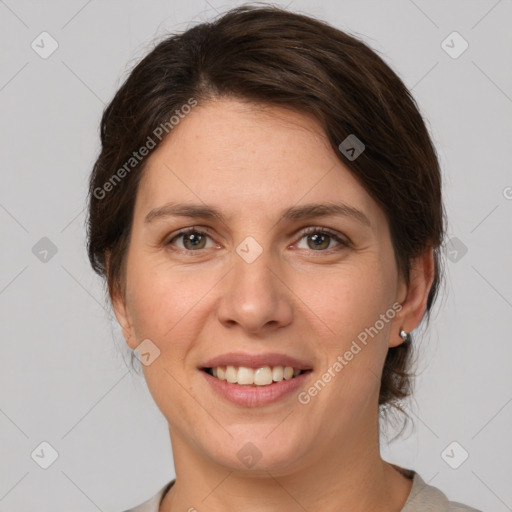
87, 5, 481, 511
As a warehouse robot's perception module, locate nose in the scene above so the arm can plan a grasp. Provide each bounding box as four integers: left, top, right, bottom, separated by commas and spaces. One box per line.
216, 244, 294, 336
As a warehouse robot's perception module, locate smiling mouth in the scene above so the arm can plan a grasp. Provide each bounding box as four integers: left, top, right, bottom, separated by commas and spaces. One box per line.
202, 365, 311, 386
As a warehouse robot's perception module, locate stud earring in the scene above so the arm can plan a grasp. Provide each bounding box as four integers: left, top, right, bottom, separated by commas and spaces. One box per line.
399, 329, 409, 341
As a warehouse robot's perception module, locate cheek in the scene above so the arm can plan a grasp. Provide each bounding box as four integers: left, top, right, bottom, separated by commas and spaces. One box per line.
284, 263, 398, 438
124, 255, 218, 349
295, 259, 397, 342
298, 259, 397, 400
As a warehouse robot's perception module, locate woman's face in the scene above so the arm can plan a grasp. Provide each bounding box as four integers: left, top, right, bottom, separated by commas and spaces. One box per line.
114, 98, 425, 475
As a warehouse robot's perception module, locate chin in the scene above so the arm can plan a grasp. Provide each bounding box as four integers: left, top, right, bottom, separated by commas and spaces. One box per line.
204, 427, 310, 475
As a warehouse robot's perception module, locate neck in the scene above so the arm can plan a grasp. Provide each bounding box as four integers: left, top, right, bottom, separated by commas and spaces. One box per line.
160, 413, 412, 512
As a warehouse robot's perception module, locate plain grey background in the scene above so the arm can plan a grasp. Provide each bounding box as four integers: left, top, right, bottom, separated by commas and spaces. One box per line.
1, 1, 511, 510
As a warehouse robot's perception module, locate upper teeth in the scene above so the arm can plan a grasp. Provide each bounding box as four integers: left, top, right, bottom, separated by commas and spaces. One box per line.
210, 365, 302, 386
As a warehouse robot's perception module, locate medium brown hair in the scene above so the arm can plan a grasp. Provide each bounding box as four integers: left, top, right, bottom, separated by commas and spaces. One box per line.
87, 5, 444, 412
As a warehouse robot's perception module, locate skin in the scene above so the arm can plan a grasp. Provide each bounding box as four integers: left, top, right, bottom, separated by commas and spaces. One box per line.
112, 98, 434, 512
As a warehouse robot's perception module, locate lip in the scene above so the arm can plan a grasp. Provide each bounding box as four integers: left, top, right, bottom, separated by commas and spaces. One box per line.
201, 369, 312, 407
201, 352, 313, 371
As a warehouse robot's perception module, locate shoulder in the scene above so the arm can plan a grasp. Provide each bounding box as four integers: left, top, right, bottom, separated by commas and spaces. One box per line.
401, 470, 482, 512
122, 480, 175, 512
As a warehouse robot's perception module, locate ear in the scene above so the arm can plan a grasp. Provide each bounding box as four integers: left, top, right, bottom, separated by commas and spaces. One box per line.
106, 252, 137, 350
111, 288, 138, 350
389, 248, 435, 348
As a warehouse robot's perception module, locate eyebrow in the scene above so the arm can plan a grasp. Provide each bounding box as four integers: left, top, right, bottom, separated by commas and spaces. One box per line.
144, 202, 371, 227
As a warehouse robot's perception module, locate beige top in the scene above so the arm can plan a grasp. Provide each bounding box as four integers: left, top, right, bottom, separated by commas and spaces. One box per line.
124, 469, 482, 512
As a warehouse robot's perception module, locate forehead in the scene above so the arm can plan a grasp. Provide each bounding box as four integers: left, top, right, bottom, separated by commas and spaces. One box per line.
135, 98, 381, 224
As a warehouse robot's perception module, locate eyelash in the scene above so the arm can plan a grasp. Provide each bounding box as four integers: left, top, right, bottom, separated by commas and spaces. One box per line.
165, 226, 350, 255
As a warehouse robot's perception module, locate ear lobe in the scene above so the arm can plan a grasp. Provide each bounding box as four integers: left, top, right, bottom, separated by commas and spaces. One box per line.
390, 248, 435, 348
